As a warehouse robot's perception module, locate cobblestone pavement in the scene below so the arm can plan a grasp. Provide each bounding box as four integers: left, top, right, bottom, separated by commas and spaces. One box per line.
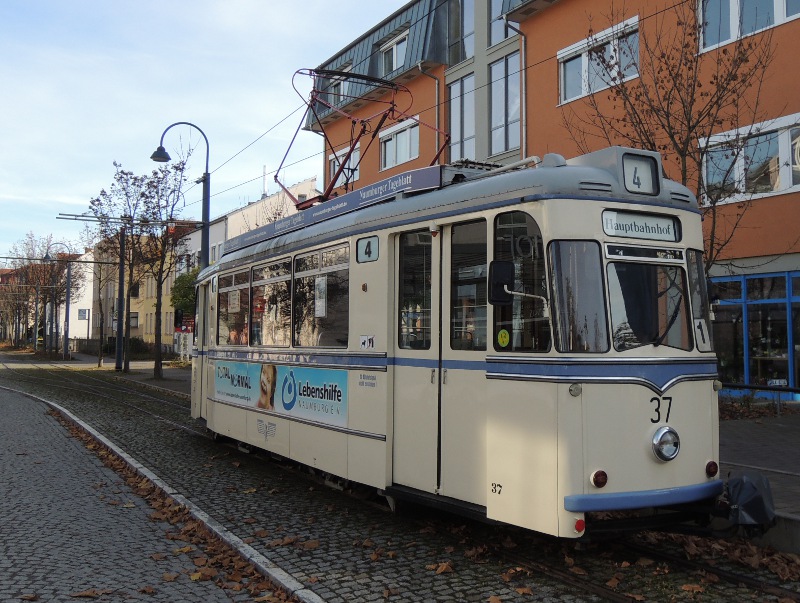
3, 352, 798, 602
0, 388, 258, 602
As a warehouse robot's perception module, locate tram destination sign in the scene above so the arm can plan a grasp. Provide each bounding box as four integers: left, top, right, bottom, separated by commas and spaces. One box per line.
602, 210, 679, 242
226, 165, 443, 255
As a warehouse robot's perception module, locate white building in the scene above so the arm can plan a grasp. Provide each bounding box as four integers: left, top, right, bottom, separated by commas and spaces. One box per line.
178, 178, 319, 273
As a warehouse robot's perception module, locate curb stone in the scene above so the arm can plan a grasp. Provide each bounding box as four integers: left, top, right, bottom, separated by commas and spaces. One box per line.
1, 384, 327, 603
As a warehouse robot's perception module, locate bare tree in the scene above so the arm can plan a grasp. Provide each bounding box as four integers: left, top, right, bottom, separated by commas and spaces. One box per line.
5, 233, 83, 355
89, 163, 149, 372
560, 0, 775, 273
138, 161, 189, 379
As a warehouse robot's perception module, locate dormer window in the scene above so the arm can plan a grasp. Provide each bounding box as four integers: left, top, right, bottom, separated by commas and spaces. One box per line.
381, 33, 408, 75
327, 65, 351, 105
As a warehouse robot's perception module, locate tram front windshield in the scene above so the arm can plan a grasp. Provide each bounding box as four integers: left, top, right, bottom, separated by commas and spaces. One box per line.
607, 262, 692, 351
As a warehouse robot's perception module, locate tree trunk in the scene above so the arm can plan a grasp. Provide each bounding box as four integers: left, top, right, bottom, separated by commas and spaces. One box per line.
124, 261, 135, 373
153, 289, 163, 380
98, 305, 105, 368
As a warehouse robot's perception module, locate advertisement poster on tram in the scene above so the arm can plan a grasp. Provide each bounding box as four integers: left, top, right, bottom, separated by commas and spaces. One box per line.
213, 361, 348, 427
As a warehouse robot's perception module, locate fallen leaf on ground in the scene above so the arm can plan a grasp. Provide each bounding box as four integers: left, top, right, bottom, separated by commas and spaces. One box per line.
173, 545, 194, 554
682, 584, 704, 593
69, 590, 113, 599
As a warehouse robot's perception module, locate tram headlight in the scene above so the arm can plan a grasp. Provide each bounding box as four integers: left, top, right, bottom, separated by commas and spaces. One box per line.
652, 426, 680, 461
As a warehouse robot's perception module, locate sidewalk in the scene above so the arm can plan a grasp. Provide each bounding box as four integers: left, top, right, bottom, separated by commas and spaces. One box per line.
0, 388, 258, 602
68, 352, 192, 397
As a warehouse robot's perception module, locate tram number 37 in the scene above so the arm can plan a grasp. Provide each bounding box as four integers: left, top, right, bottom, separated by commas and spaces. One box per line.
650, 396, 672, 424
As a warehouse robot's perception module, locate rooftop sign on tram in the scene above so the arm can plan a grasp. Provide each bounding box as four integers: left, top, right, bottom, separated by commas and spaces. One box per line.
225, 165, 443, 255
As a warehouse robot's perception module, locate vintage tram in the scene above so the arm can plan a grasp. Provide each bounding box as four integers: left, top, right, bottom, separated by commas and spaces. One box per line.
190, 146, 725, 538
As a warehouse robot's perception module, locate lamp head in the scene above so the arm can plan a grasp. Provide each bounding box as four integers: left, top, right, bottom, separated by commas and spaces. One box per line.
43, 252, 52, 262
150, 145, 171, 163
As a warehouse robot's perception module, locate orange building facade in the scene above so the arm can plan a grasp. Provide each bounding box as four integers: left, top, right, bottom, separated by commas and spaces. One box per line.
307, 0, 800, 387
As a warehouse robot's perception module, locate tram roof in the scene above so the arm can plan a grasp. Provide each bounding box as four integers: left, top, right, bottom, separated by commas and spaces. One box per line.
201, 147, 697, 280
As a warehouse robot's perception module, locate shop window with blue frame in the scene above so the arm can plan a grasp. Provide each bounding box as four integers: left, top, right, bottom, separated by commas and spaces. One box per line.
748, 304, 788, 385
746, 276, 788, 386
793, 275, 800, 388
712, 273, 799, 386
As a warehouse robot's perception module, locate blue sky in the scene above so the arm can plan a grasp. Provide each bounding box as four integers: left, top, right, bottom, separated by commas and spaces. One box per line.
0, 0, 408, 259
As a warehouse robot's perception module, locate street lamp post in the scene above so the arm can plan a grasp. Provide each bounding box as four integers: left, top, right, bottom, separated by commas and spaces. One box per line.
151, 122, 210, 270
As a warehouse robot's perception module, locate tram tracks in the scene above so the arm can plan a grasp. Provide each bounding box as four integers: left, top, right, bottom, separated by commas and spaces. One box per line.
0, 359, 204, 438
623, 538, 800, 601
492, 532, 800, 602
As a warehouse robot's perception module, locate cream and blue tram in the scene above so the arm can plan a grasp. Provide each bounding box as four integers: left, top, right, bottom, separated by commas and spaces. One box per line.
191, 147, 721, 538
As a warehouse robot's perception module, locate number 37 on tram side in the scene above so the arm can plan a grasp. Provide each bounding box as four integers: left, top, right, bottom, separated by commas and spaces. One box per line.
190, 146, 750, 539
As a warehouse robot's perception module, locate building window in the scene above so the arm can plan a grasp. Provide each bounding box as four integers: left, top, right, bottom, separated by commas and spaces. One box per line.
130, 312, 139, 329
701, 0, 798, 48
380, 120, 419, 170
448, 74, 476, 162
381, 32, 408, 75
703, 119, 800, 201
489, 51, 521, 155
328, 145, 360, 189
130, 282, 139, 298
326, 66, 351, 106
558, 18, 639, 104
489, 0, 517, 46
449, 0, 475, 64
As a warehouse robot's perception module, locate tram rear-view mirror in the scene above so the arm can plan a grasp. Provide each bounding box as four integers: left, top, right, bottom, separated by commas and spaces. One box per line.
488, 261, 514, 306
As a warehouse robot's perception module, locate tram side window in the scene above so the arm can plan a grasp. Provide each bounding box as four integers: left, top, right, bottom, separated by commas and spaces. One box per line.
549, 241, 610, 353
293, 244, 349, 347
218, 270, 251, 346
687, 249, 713, 352
451, 220, 487, 351
251, 259, 291, 347
399, 231, 432, 350
493, 212, 550, 352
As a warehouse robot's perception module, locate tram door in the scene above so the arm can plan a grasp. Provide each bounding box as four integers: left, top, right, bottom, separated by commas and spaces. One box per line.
393, 230, 441, 492
190, 282, 207, 419
438, 220, 487, 504
393, 221, 487, 503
